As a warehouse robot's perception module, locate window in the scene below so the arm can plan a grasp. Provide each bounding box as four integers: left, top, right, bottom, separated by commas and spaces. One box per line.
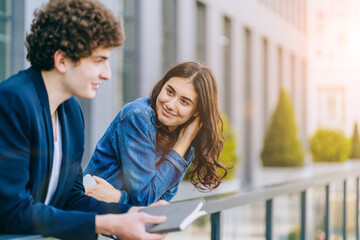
162, 0, 177, 72
243, 27, 252, 185
122, 0, 140, 103
263, 38, 269, 127
278, 46, 283, 88
290, 53, 295, 102
196, 1, 206, 62
0, 0, 11, 82
223, 16, 232, 117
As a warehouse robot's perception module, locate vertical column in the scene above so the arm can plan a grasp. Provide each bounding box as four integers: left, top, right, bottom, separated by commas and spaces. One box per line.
266, 199, 273, 240
325, 185, 330, 240
343, 180, 347, 240
356, 177, 359, 240
301, 191, 306, 240
211, 212, 221, 240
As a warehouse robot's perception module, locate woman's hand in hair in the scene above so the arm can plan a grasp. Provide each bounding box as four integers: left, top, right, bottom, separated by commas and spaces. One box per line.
85, 176, 121, 203
173, 116, 201, 156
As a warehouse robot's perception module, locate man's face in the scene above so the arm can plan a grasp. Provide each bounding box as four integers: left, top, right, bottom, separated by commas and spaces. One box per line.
63, 47, 111, 99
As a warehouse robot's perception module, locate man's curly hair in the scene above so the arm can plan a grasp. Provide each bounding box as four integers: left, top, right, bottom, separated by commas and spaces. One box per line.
26, 0, 125, 70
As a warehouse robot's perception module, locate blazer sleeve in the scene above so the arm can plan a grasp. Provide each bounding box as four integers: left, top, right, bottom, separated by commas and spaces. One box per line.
63, 166, 132, 214
115, 112, 193, 206
0, 90, 107, 240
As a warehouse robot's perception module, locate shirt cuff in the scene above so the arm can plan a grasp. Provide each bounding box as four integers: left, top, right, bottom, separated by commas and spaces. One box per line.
119, 190, 129, 204
166, 149, 191, 173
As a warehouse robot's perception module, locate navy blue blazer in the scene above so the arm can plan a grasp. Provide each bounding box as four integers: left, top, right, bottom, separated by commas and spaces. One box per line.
0, 68, 131, 240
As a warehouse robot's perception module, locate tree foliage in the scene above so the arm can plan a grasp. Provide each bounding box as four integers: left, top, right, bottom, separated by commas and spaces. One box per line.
350, 122, 360, 159
261, 89, 304, 167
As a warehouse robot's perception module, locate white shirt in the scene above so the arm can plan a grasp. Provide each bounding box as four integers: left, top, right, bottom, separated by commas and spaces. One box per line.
45, 113, 62, 205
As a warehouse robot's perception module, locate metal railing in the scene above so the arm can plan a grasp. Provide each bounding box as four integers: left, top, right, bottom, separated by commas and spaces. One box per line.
199, 162, 360, 240
2, 162, 360, 239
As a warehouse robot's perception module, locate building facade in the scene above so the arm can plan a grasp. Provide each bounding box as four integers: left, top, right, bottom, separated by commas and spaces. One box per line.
1, 0, 308, 187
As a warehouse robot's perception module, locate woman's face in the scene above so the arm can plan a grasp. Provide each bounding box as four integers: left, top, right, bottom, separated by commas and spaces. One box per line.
156, 77, 198, 130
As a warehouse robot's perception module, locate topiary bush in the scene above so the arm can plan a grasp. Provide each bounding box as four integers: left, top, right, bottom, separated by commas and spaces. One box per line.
350, 122, 360, 159
261, 88, 304, 167
310, 129, 350, 162
183, 113, 239, 181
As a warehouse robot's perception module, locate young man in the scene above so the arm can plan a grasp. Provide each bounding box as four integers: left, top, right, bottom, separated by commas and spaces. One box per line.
0, 0, 166, 239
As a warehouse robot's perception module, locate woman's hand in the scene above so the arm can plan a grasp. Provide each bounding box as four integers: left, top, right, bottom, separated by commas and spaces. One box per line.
173, 116, 201, 156
85, 176, 121, 203
129, 200, 169, 213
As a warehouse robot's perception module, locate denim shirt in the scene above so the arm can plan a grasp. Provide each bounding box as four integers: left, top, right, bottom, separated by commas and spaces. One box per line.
84, 97, 195, 206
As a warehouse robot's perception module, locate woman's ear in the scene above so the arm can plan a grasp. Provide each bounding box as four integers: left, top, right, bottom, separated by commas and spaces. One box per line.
53, 50, 67, 73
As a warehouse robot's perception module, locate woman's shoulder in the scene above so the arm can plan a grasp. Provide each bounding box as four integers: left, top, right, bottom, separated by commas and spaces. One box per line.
120, 97, 154, 121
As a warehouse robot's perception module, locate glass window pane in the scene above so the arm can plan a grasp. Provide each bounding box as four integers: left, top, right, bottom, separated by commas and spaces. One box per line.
168, 214, 211, 240
347, 178, 357, 240
196, 1, 206, 62
306, 186, 326, 239
162, 0, 177, 72
0, 0, 10, 82
222, 202, 266, 239
329, 182, 344, 240
273, 194, 301, 240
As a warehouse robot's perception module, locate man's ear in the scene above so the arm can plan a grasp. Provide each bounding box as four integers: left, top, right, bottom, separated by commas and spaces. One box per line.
53, 50, 67, 73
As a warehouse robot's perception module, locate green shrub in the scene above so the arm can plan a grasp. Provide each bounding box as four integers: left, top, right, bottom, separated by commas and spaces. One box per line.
310, 129, 350, 162
217, 114, 239, 180
288, 226, 300, 240
350, 122, 360, 159
261, 88, 304, 167
183, 113, 239, 181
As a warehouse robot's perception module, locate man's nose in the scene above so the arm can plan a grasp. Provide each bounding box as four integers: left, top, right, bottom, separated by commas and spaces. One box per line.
100, 61, 111, 80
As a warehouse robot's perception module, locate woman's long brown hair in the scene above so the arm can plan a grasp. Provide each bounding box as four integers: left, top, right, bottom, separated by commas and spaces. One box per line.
150, 62, 228, 191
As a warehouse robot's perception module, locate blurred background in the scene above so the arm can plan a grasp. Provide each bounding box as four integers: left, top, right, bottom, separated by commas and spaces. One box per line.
2, 0, 360, 190
3, 0, 360, 239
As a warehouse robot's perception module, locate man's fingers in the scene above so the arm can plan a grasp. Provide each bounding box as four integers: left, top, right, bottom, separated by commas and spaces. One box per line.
150, 200, 169, 207
92, 175, 106, 184
142, 214, 167, 224
146, 233, 167, 240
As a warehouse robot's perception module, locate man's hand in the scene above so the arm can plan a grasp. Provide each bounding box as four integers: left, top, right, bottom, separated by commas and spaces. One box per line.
95, 212, 167, 240
85, 176, 121, 203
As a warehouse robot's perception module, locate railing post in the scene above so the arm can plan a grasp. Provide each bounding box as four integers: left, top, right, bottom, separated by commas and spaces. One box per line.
301, 191, 306, 240
325, 185, 330, 240
356, 177, 359, 240
343, 180, 347, 240
211, 212, 221, 240
266, 199, 273, 240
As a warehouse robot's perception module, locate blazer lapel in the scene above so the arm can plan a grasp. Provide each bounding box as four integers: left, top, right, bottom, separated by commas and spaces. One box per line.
50, 104, 69, 205
29, 68, 54, 202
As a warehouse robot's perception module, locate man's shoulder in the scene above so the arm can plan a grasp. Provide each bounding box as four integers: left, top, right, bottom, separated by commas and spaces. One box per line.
0, 69, 38, 106
0, 68, 37, 95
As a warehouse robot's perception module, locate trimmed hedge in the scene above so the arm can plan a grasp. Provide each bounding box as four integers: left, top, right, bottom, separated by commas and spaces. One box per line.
310, 129, 350, 162
350, 122, 360, 159
261, 89, 304, 167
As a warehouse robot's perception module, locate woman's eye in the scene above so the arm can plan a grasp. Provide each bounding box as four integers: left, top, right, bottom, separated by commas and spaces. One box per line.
167, 89, 173, 95
181, 99, 190, 106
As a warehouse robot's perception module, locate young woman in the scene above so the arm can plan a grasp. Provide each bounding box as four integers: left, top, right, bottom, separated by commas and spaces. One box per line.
84, 61, 228, 206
